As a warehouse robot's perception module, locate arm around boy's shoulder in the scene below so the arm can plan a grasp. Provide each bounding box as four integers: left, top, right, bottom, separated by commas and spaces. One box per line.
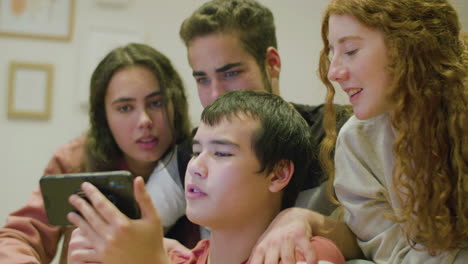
0, 135, 86, 264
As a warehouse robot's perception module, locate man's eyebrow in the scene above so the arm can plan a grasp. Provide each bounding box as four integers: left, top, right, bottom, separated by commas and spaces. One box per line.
192, 63, 242, 77
193, 71, 206, 77
192, 139, 240, 148
215, 63, 242, 73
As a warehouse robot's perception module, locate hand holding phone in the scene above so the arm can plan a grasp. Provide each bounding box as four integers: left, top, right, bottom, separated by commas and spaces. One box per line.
40, 171, 141, 226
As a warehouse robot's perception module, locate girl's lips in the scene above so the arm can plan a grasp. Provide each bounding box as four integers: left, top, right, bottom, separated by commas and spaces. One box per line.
344, 88, 363, 104
136, 136, 158, 149
185, 184, 207, 200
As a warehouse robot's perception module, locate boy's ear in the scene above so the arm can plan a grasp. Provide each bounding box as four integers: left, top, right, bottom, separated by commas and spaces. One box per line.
268, 160, 294, 193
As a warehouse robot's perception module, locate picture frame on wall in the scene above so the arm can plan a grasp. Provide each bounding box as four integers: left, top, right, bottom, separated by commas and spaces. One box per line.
0, 0, 75, 41
8, 62, 54, 120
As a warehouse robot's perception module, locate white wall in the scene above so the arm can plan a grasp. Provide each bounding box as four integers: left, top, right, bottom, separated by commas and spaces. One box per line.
0, 1, 466, 263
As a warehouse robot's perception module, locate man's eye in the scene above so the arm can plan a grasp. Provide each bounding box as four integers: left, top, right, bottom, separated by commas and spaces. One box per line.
224, 71, 240, 78
196, 77, 210, 84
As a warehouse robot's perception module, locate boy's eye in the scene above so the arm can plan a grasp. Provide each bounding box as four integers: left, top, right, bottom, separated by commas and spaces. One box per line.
214, 152, 232, 157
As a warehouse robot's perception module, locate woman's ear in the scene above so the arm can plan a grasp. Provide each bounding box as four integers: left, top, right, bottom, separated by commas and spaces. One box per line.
268, 160, 294, 193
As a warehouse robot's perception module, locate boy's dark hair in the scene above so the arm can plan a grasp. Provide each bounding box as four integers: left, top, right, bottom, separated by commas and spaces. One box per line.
85, 43, 191, 171
179, 0, 277, 93
201, 90, 312, 209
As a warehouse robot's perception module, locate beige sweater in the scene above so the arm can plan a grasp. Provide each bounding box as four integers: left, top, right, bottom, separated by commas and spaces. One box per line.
334, 114, 467, 264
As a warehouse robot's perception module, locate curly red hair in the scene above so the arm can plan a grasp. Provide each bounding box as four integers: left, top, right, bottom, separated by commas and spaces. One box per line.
319, 0, 467, 255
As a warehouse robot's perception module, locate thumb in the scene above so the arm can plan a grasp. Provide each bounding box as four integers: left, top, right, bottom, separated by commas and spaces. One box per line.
133, 176, 161, 221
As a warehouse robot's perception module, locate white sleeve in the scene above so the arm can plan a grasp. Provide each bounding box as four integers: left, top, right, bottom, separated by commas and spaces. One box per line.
145, 150, 186, 232
334, 115, 462, 264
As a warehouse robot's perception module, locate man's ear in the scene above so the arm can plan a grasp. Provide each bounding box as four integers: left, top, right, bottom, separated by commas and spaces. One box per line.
265, 47, 281, 95
268, 160, 294, 193
265, 47, 281, 79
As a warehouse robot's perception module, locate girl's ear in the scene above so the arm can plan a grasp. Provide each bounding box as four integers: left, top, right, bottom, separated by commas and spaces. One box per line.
268, 160, 294, 193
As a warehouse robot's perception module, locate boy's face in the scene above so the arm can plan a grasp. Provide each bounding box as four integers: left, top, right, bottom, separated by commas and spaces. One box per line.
185, 115, 273, 229
188, 33, 270, 108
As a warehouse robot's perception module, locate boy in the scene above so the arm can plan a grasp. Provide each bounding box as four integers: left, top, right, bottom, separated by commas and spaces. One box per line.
66, 90, 345, 264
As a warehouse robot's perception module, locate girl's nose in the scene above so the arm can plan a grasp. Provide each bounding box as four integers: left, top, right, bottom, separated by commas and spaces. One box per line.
138, 110, 153, 129
328, 58, 349, 82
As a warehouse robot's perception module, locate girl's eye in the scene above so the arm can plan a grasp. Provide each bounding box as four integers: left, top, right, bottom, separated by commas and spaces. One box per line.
345, 49, 358, 56
149, 100, 163, 108
191, 151, 200, 157
118, 105, 132, 112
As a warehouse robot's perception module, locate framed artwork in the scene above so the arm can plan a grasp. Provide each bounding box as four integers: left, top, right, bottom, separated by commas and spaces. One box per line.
0, 0, 75, 41
8, 62, 54, 120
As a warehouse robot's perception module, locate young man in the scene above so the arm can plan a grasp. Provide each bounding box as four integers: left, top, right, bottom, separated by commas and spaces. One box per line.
179, 0, 350, 212
174, 1, 355, 262
66, 90, 345, 264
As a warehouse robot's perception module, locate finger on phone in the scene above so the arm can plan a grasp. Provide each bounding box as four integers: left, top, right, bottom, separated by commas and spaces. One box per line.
133, 176, 160, 220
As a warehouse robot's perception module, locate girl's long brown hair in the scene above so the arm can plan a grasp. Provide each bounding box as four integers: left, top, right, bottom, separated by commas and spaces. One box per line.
85, 43, 191, 172
319, 0, 467, 255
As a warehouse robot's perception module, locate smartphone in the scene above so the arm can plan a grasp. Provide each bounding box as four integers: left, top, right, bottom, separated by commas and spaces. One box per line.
40, 170, 141, 226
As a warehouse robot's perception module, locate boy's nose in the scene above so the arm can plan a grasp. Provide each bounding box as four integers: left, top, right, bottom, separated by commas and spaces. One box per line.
187, 154, 208, 179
